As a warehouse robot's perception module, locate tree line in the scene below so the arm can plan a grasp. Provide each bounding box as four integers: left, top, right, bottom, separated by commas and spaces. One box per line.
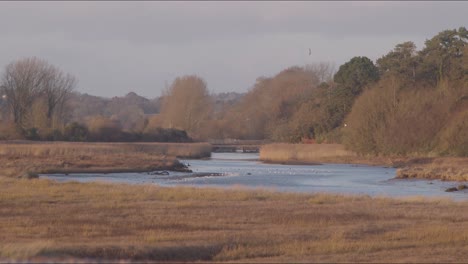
344, 27, 467, 156
0, 57, 190, 142
153, 27, 467, 156
0, 27, 466, 156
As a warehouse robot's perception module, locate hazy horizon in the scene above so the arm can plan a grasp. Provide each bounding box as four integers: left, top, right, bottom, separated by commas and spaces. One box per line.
0, 1, 466, 98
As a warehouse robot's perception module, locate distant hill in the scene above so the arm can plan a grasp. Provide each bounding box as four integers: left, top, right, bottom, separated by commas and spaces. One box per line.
105, 92, 160, 116
68, 91, 244, 128
69, 92, 160, 123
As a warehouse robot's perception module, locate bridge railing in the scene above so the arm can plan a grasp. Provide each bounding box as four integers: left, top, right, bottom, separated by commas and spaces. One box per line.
208, 139, 270, 145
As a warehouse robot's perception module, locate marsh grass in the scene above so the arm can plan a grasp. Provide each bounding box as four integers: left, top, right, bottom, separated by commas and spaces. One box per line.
1, 177, 468, 262
260, 143, 364, 164
0, 141, 212, 159
0, 141, 211, 178
261, 143, 468, 181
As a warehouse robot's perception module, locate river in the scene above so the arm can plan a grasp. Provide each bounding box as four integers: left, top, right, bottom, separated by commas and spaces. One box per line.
42, 152, 467, 200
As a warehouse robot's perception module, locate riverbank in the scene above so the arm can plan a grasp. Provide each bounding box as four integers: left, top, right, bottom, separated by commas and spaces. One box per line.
260, 143, 468, 181
396, 157, 468, 181
0, 141, 211, 178
1, 177, 467, 262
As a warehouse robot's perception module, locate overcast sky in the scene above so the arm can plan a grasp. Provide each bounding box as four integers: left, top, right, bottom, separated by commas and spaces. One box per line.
0, 1, 466, 98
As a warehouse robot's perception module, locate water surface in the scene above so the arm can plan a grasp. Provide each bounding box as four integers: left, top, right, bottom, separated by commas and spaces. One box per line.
42, 153, 467, 200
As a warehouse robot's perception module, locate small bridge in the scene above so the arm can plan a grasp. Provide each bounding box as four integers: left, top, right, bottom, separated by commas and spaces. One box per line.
209, 139, 269, 153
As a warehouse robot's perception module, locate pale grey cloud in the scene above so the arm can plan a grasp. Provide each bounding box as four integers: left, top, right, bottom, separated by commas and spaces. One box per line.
0, 1, 466, 97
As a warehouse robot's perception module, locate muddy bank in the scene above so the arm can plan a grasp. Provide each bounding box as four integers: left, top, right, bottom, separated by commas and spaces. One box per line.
0, 153, 190, 179
261, 159, 323, 166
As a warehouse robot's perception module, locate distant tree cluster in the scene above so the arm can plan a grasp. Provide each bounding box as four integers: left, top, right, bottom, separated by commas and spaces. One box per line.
0, 58, 190, 143
153, 27, 467, 157
83, 115, 190, 142
197, 60, 378, 143
68, 91, 161, 127
0, 27, 466, 155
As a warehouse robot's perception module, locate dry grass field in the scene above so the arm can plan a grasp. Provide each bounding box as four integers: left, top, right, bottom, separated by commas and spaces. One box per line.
1, 177, 467, 263
0, 141, 211, 178
260, 143, 468, 181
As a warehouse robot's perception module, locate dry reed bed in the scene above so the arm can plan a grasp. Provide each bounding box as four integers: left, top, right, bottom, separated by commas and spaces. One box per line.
261, 143, 383, 165
0, 141, 212, 159
260, 143, 468, 181
0, 141, 211, 178
0, 177, 467, 262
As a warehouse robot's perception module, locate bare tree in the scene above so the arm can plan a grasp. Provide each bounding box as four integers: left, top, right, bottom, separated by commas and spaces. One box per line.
0, 95, 8, 122
160, 75, 213, 138
1, 57, 47, 128
305, 62, 336, 84
0, 57, 76, 131
42, 67, 76, 128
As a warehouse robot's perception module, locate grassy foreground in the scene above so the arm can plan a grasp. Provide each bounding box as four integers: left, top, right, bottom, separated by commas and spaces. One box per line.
260, 144, 468, 181
0, 141, 211, 178
1, 177, 468, 262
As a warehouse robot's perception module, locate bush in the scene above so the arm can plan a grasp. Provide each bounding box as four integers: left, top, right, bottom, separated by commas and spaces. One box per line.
342, 83, 394, 155
142, 127, 192, 142
437, 110, 468, 156
64, 122, 89, 142
343, 75, 462, 156
24, 128, 40, 140
40, 129, 64, 141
